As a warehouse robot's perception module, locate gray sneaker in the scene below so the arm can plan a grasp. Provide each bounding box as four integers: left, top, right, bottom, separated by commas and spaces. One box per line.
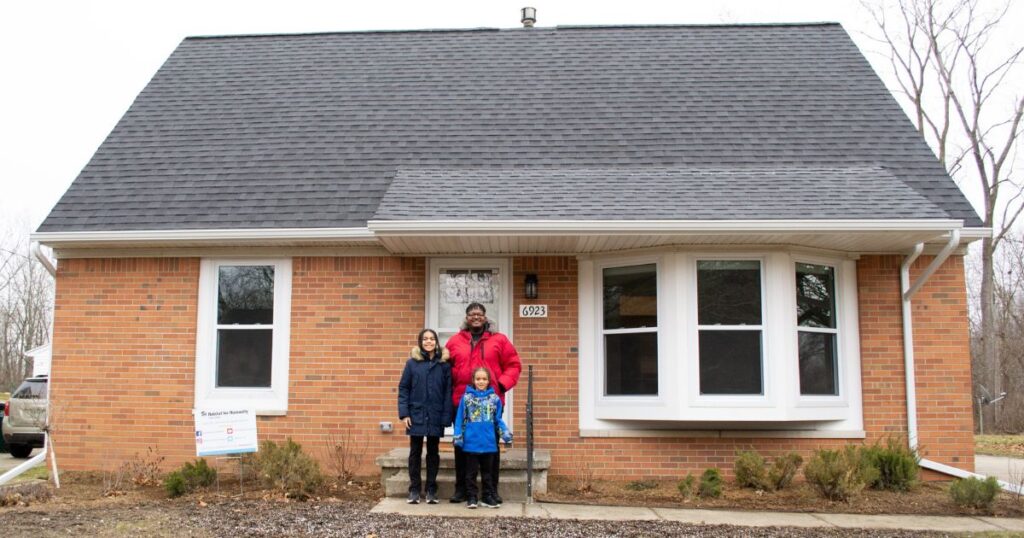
425, 492, 438, 504
407, 491, 420, 504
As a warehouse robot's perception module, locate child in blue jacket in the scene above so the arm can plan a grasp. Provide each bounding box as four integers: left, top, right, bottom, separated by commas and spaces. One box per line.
453, 366, 512, 509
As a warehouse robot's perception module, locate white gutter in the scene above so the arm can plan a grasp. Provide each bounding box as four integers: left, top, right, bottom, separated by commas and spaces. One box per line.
30, 227, 376, 246
369, 219, 965, 235
899, 230, 1017, 490
31, 242, 56, 276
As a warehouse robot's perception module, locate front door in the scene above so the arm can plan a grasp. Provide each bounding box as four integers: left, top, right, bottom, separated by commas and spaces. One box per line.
427, 258, 513, 432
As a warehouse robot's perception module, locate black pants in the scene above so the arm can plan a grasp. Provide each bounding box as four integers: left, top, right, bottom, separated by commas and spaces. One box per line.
408, 435, 440, 494
454, 437, 501, 496
464, 451, 496, 500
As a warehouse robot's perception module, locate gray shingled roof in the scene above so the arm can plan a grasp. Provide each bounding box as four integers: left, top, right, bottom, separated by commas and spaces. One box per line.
38, 23, 981, 232
375, 166, 949, 220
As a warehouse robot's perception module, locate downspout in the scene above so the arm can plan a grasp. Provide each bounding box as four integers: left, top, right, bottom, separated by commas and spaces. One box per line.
31, 242, 56, 277
900, 230, 1018, 492
29, 242, 60, 487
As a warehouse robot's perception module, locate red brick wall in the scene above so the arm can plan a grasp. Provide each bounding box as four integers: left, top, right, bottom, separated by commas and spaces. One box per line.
50, 258, 200, 468
49, 253, 973, 478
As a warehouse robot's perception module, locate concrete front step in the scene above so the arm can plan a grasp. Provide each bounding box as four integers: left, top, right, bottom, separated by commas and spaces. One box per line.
384, 470, 533, 500
376, 447, 550, 501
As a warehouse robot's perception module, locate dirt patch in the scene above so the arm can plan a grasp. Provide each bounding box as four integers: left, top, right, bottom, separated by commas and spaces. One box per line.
0, 473, 1008, 536
540, 476, 1024, 518
0, 496, 953, 537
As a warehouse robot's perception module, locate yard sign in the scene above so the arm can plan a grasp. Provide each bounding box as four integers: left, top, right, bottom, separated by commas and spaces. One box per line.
193, 408, 258, 456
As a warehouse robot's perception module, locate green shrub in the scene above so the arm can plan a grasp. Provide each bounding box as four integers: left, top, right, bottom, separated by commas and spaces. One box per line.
625, 479, 658, 491
949, 476, 1000, 510
803, 447, 879, 502
677, 475, 696, 499
862, 439, 919, 492
162, 458, 217, 498
250, 438, 324, 499
698, 468, 723, 499
768, 452, 804, 491
734, 450, 771, 490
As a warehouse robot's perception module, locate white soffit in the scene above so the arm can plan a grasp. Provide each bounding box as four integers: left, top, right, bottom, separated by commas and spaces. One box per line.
369, 219, 980, 255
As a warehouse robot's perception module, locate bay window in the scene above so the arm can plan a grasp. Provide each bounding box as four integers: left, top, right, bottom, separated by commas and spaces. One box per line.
580, 250, 862, 431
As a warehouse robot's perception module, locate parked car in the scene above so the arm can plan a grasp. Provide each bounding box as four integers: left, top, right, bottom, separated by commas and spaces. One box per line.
2, 376, 47, 458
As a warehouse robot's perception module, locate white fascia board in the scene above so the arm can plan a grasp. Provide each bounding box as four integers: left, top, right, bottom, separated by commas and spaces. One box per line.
31, 227, 375, 246
959, 227, 993, 240
368, 219, 965, 235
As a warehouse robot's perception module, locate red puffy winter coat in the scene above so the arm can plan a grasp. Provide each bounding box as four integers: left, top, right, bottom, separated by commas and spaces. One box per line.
446, 329, 522, 409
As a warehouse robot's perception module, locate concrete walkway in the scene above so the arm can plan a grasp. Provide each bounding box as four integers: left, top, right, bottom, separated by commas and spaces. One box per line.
371, 497, 1024, 533
976, 454, 1024, 483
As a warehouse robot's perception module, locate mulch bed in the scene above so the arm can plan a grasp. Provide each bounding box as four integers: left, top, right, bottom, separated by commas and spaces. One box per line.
0, 473, 1013, 537
539, 476, 1024, 518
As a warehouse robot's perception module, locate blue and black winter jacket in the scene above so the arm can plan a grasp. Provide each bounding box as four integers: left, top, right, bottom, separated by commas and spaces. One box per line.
452, 386, 511, 454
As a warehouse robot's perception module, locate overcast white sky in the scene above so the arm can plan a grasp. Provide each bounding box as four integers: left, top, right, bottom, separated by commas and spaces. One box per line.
0, 0, 1018, 230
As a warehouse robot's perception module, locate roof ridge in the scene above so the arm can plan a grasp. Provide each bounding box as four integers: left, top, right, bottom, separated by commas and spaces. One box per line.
184, 22, 841, 41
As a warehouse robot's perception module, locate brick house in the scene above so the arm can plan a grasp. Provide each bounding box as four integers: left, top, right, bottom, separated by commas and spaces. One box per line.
33, 23, 983, 481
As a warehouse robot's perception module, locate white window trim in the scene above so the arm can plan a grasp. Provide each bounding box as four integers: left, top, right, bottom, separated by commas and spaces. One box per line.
791, 256, 862, 412
579, 248, 863, 431
195, 258, 292, 415
689, 255, 771, 407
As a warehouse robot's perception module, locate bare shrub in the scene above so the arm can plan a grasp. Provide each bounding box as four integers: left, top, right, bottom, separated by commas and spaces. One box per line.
124, 447, 165, 487
101, 462, 129, 497
569, 455, 594, 493
0, 482, 52, 506
324, 429, 368, 482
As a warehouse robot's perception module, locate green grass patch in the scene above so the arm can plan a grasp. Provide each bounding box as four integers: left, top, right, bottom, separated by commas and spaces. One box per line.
5, 464, 48, 485
976, 435, 1024, 458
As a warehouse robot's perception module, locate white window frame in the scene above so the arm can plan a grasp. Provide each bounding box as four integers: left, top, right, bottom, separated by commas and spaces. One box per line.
579, 248, 863, 430
195, 258, 292, 415
589, 253, 680, 420
791, 255, 860, 411
690, 256, 769, 406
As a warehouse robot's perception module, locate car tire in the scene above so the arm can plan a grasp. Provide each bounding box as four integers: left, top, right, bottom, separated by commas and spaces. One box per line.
8, 444, 32, 458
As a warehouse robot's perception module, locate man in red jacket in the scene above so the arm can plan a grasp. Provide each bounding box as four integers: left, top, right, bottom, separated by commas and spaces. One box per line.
446, 302, 522, 504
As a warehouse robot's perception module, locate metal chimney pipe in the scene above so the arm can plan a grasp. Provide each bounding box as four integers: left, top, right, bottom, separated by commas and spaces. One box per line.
521, 7, 536, 27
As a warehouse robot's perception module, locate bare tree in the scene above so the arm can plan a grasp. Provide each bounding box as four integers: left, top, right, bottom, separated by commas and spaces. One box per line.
864, 0, 1024, 430
0, 219, 53, 391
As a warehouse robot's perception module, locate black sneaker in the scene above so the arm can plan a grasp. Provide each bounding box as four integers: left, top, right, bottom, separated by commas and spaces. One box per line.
406, 491, 420, 504
494, 493, 503, 506
467, 496, 478, 509
425, 491, 438, 504
449, 490, 467, 503
480, 495, 500, 508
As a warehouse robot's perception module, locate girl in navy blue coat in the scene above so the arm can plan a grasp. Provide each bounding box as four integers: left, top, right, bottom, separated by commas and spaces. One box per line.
453, 367, 512, 509
398, 329, 452, 504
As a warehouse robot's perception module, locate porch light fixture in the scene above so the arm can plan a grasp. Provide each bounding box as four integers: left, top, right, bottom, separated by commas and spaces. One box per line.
524, 273, 538, 299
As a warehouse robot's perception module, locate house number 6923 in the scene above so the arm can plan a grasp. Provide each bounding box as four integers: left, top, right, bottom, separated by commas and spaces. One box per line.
518, 304, 548, 318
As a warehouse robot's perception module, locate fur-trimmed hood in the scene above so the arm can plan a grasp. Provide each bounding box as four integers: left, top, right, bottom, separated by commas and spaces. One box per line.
410, 346, 449, 363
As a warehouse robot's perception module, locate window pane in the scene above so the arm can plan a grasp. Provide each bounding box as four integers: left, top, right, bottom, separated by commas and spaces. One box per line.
12, 380, 47, 399
439, 269, 501, 331
697, 260, 761, 325
796, 263, 836, 329
799, 332, 838, 395
217, 329, 273, 387
605, 332, 658, 395
699, 330, 762, 394
603, 264, 657, 330
218, 266, 275, 325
